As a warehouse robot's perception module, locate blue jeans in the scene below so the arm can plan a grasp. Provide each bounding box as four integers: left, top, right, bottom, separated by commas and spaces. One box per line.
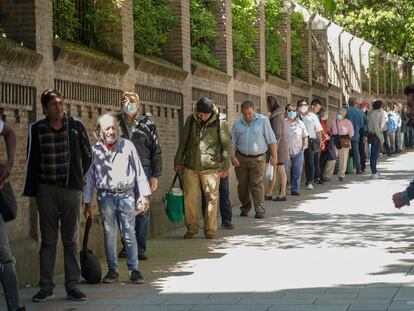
285, 151, 304, 192
98, 190, 138, 271
370, 136, 381, 174
351, 140, 361, 170
135, 167, 151, 255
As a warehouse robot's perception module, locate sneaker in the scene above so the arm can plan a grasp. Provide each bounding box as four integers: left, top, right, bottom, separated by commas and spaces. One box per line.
103, 269, 119, 283
314, 179, 324, 185
32, 289, 54, 302
291, 191, 300, 196
240, 211, 248, 217
221, 223, 235, 229
371, 173, 380, 179
338, 177, 344, 181
273, 196, 287, 202
184, 231, 195, 239
254, 213, 265, 219
130, 270, 145, 284
138, 253, 148, 261
306, 184, 314, 190
118, 247, 127, 259
66, 288, 87, 301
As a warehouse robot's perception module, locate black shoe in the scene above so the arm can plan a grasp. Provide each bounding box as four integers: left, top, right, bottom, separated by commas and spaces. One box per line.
273, 196, 287, 201
265, 195, 273, 201
254, 213, 265, 219
130, 270, 145, 284
240, 211, 248, 217
221, 223, 235, 229
356, 169, 363, 175
103, 269, 119, 283
339, 177, 344, 181
16, 307, 26, 311
118, 247, 127, 259
322, 177, 330, 182
66, 288, 87, 301
32, 289, 54, 302
314, 179, 324, 185
291, 191, 300, 196
138, 253, 148, 261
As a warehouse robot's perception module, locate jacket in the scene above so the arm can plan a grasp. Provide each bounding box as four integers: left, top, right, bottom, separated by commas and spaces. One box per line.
23, 115, 92, 196
117, 112, 162, 178
269, 106, 289, 163
174, 106, 231, 172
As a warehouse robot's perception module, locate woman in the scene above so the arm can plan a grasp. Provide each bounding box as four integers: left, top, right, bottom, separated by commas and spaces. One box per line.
323, 108, 354, 181
265, 96, 289, 201
319, 108, 330, 182
284, 104, 308, 196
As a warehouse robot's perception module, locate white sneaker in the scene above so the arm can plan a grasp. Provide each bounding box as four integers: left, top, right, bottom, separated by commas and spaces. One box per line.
371, 173, 379, 179
307, 184, 314, 190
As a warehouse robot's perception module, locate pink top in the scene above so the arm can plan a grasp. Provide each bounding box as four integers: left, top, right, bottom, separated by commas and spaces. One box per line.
328, 119, 354, 138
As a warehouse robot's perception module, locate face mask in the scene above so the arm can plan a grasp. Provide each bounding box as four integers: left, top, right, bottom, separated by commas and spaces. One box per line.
337, 115, 343, 121
321, 115, 328, 121
287, 111, 297, 119
361, 107, 367, 112
123, 100, 138, 115
299, 106, 308, 114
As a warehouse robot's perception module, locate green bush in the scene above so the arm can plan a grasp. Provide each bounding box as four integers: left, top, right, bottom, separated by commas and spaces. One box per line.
53, 0, 79, 42
190, 0, 219, 68
133, 0, 176, 56
369, 53, 378, 93
232, 0, 258, 75
265, 0, 283, 76
291, 11, 305, 79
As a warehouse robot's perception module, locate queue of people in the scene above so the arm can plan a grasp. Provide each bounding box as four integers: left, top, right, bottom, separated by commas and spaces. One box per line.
1, 85, 414, 311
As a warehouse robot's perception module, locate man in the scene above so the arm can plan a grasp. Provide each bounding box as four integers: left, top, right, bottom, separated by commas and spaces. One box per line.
116, 92, 162, 261
345, 97, 364, 174
395, 103, 403, 153
310, 99, 323, 184
284, 104, 308, 196
367, 100, 385, 179
231, 100, 277, 218
400, 103, 408, 151
23, 89, 92, 302
174, 97, 231, 239
297, 100, 323, 190
387, 103, 400, 155
358, 101, 369, 173
0, 120, 25, 311
83, 113, 151, 284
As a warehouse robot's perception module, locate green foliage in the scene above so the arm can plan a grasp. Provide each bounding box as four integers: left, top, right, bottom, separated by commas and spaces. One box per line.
53, 0, 79, 42
190, 0, 219, 68
133, 0, 176, 56
291, 11, 305, 79
232, 0, 258, 75
369, 53, 377, 93
265, 0, 283, 75
295, 0, 414, 61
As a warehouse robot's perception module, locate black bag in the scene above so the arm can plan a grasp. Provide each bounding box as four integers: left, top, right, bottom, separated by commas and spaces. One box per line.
80, 217, 102, 284
308, 138, 320, 153
0, 181, 17, 222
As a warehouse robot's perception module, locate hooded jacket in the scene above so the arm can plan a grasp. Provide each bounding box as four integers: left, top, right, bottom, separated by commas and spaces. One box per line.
174, 106, 231, 172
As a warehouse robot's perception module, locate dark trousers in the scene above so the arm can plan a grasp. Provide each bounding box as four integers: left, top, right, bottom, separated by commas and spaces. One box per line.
359, 138, 367, 172
370, 136, 381, 174
395, 127, 402, 152
319, 151, 328, 178
382, 130, 390, 154
313, 151, 321, 181
351, 140, 361, 171
202, 176, 232, 225
304, 149, 316, 185
36, 184, 82, 292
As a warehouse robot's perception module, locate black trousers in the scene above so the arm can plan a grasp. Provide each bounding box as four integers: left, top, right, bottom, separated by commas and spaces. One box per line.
319, 151, 328, 178
201, 176, 232, 225
359, 138, 367, 172
304, 149, 316, 185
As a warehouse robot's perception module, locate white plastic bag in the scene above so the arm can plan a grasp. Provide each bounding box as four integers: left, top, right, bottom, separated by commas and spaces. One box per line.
265, 159, 274, 181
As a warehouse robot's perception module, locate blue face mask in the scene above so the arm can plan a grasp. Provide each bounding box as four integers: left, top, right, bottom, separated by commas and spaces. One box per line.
123, 100, 138, 115
337, 114, 343, 121
287, 111, 297, 119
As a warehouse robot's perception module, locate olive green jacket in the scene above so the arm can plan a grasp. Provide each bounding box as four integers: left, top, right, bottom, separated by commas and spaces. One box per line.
174, 107, 231, 172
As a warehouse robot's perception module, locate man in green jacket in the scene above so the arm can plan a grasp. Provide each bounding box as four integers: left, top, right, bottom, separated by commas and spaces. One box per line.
174, 97, 231, 239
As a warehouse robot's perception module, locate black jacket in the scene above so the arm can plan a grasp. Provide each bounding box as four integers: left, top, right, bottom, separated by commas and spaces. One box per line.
117, 113, 162, 178
23, 116, 92, 197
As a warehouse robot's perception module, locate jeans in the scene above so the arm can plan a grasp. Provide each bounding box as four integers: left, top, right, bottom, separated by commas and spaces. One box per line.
135, 167, 151, 255
202, 176, 232, 225
351, 140, 361, 170
304, 149, 316, 185
98, 190, 138, 271
0, 215, 21, 311
370, 136, 381, 175
285, 151, 304, 193
359, 138, 367, 172
382, 130, 390, 154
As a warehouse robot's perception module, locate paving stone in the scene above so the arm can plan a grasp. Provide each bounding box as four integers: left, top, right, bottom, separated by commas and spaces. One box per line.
190, 305, 271, 311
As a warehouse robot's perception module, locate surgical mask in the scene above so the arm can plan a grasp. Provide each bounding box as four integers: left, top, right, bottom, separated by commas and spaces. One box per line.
299, 106, 308, 114
361, 107, 367, 112
287, 111, 297, 119
321, 114, 328, 121
337, 115, 343, 121
123, 100, 138, 115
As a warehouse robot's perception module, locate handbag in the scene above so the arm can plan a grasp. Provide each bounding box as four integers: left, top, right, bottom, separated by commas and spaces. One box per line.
336, 120, 351, 148
308, 138, 320, 153
0, 181, 17, 222
346, 154, 354, 174
327, 139, 337, 161
80, 217, 102, 284
163, 172, 184, 223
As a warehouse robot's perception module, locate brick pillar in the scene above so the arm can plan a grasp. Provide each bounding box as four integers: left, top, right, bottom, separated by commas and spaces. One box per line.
254, 0, 266, 80
213, 0, 233, 76
0, 0, 36, 50
277, 2, 292, 82
300, 14, 314, 84
162, 0, 191, 72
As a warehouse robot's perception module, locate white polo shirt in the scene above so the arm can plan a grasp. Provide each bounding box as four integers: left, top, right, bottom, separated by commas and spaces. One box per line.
299, 112, 322, 139
0, 120, 4, 134
284, 119, 308, 156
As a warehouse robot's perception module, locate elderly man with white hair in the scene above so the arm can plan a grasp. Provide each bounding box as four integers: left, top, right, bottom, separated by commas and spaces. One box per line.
83, 113, 151, 284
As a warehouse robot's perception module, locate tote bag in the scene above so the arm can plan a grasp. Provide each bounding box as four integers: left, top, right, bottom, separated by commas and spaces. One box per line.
163, 172, 184, 223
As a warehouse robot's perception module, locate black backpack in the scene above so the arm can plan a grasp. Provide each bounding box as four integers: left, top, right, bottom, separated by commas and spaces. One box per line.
80, 217, 102, 284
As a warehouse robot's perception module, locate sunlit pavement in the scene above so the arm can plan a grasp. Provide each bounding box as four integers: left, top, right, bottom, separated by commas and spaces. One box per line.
9, 151, 414, 311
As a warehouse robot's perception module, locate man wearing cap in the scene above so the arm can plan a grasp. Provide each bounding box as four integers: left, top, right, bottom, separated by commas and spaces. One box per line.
174, 97, 231, 239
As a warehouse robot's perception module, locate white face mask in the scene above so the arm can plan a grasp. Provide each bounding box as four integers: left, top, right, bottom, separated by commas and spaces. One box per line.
299, 106, 308, 114
123, 100, 138, 115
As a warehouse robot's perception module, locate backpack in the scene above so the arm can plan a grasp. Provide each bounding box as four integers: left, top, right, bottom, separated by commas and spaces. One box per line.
387, 113, 398, 133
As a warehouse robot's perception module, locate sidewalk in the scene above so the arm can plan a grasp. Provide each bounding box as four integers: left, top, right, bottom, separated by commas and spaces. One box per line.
5, 151, 414, 311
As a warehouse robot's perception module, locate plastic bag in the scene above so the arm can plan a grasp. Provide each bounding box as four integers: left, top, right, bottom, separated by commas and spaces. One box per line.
265, 159, 274, 181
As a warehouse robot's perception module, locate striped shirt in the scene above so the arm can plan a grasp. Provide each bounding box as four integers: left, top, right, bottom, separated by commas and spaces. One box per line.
38, 117, 69, 184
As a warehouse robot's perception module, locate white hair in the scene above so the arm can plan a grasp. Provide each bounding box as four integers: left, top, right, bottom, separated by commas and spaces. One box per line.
94, 112, 122, 141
